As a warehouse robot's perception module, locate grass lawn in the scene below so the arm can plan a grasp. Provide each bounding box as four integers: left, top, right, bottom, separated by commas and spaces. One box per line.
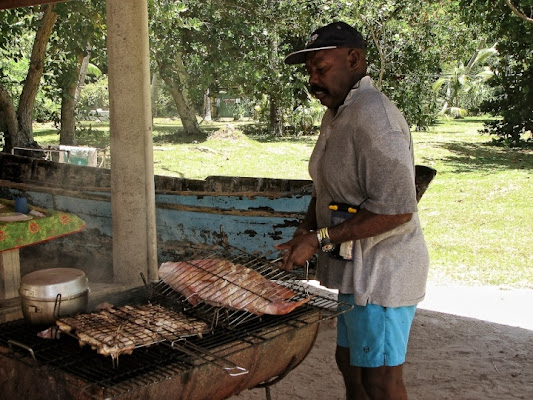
34, 116, 532, 288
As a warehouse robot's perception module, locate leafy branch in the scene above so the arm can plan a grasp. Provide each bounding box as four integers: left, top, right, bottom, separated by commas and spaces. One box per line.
505, 0, 533, 23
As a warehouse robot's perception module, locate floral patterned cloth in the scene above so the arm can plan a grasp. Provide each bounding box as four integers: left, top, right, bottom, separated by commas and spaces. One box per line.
0, 199, 85, 252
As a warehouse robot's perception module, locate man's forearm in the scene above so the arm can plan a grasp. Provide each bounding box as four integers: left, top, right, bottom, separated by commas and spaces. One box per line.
327, 208, 412, 244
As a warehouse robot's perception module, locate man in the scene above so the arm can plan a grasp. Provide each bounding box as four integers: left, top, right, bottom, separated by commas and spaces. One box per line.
276, 22, 429, 400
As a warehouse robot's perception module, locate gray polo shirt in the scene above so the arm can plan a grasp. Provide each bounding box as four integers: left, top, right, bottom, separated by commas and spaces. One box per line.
309, 76, 429, 307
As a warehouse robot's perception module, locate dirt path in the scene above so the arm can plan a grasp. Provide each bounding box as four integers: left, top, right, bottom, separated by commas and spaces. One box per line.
232, 282, 533, 400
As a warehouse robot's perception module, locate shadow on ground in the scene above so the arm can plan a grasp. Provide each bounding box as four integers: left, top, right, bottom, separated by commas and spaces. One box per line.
439, 142, 532, 173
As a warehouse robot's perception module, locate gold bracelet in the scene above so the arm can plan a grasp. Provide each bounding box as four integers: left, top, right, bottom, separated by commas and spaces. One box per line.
317, 227, 334, 252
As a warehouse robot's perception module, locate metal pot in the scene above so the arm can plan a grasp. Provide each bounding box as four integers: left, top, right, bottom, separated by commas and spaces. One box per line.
19, 268, 89, 325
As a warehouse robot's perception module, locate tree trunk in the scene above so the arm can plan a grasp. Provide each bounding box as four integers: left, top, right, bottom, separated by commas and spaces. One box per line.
14, 4, 58, 149
0, 86, 18, 151
60, 80, 78, 145
172, 52, 201, 134
156, 52, 201, 135
60, 53, 85, 145
203, 88, 212, 122
75, 46, 91, 103
151, 72, 160, 119
166, 84, 201, 134
269, 95, 283, 136
365, 21, 385, 90
265, 4, 284, 136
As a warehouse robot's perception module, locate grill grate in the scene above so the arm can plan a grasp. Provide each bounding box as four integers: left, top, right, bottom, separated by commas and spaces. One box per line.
0, 245, 351, 399
153, 244, 347, 329
0, 307, 323, 399
0, 319, 194, 397
56, 303, 210, 367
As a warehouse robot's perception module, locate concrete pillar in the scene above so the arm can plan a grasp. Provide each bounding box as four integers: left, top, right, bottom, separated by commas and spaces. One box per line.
106, 0, 158, 286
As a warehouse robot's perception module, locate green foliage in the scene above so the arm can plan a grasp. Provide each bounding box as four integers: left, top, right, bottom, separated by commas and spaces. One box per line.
36, 1, 107, 142
0, 8, 53, 117
459, 0, 533, 146
0, 48, 29, 104
0, 2, 107, 147
480, 60, 533, 147
33, 95, 61, 123
432, 46, 498, 118
5, 0, 530, 144
77, 76, 109, 115
146, 0, 319, 134
153, 85, 178, 118
284, 98, 323, 136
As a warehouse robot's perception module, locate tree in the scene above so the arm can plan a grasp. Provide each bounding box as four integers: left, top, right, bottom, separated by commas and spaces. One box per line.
146, 0, 326, 136
0, 5, 57, 152
51, 0, 106, 145
145, 1, 491, 136
460, 0, 533, 146
432, 46, 497, 117
2, 0, 506, 146
148, 0, 202, 135
211, 0, 328, 135
506, 0, 533, 22
335, 0, 483, 130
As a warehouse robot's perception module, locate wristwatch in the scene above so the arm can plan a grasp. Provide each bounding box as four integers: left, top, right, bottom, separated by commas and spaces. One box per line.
317, 227, 335, 253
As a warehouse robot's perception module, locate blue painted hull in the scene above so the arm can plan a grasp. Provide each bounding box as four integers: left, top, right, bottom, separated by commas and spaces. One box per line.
0, 153, 312, 280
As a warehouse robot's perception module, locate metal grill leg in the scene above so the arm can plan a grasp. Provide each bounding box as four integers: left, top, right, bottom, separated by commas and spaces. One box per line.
264, 385, 272, 400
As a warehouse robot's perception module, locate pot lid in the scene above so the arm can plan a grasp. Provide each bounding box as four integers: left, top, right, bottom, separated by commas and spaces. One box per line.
20, 268, 88, 299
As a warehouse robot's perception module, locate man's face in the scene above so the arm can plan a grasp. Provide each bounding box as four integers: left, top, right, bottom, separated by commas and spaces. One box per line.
305, 48, 356, 110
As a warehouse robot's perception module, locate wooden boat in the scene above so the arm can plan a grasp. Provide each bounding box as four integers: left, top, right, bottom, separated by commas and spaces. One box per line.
0, 153, 312, 286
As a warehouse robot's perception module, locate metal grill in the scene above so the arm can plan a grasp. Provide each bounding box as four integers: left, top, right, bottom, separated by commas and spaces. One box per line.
0, 305, 323, 399
55, 303, 211, 367
153, 244, 346, 329
1, 319, 229, 398
0, 245, 351, 399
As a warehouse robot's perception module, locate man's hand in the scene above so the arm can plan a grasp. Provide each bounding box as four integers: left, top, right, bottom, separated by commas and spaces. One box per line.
292, 227, 311, 238
275, 231, 318, 271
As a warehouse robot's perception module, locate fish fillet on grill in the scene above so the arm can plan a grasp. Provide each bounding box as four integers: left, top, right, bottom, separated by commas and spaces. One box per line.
56, 304, 209, 361
158, 258, 310, 316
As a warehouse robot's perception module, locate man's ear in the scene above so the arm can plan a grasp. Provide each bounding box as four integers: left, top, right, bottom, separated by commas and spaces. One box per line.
347, 48, 365, 71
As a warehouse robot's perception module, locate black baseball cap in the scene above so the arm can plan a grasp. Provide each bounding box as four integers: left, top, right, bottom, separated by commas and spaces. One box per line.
285, 21, 366, 65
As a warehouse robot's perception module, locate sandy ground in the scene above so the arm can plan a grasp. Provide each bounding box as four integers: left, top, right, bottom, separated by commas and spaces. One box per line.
232, 281, 533, 400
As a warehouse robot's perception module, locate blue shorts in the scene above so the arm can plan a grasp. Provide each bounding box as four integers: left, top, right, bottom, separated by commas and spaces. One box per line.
337, 294, 417, 368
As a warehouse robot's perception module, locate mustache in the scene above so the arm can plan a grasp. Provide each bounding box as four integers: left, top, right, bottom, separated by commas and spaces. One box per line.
310, 85, 329, 96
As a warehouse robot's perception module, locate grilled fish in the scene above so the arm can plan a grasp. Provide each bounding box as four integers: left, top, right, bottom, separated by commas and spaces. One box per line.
158, 258, 310, 316
56, 304, 209, 361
